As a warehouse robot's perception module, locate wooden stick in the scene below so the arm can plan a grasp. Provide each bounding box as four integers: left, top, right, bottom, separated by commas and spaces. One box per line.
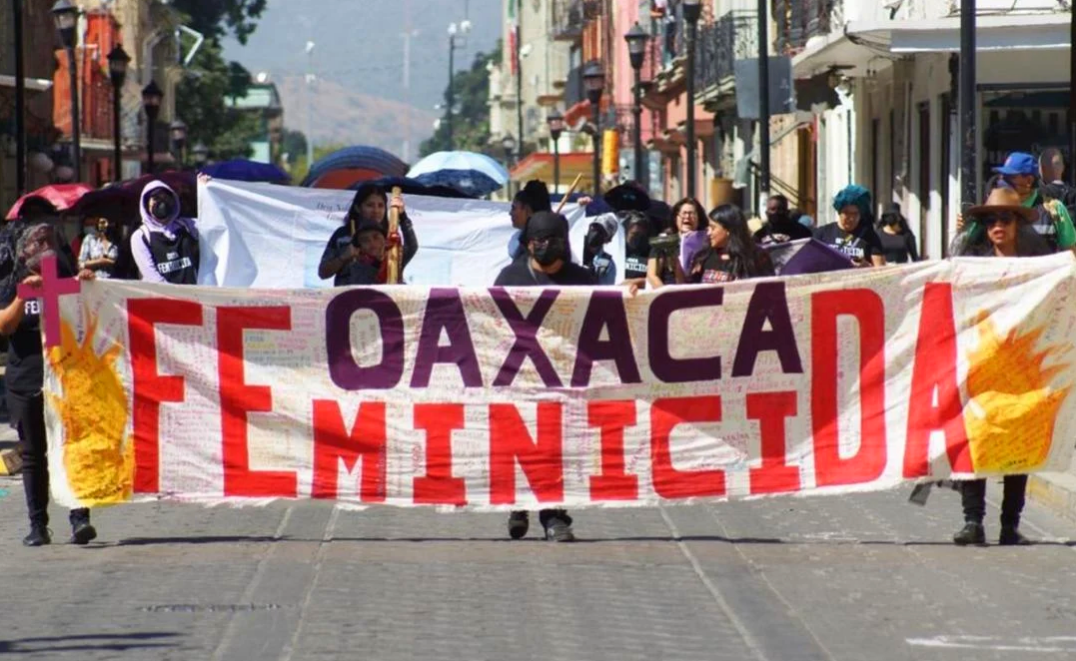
386, 186, 402, 284
554, 173, 584, 215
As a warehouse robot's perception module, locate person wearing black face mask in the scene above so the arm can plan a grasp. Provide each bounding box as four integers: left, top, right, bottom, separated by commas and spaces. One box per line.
493, 211, 594, 543
582, 214, 619, 285
131, 181, 199, 284
622, 211, 651, 283
753, 194, 812, 246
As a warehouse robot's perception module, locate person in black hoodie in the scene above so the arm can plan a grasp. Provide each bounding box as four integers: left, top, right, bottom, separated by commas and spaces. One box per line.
494, 211, 594, 542
0, 223, 98, 546
753, 194, 812, 246
320, 183, 418, 285
508, 180, 552, 260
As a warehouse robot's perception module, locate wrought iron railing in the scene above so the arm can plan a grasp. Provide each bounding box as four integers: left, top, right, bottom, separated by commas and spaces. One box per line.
774, 0, 841, 55
696, 10, 758, 91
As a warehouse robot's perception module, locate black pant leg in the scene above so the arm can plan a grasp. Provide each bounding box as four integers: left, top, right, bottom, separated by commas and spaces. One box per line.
960, 479, 987, 524
1000, 474, 1028, 529
538, 509, 572, 528
10, 391, 48, 528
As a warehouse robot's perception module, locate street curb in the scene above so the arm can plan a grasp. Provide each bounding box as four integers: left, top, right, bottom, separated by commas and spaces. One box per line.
0, 447, 20, 476
1027, 472, 1076, 522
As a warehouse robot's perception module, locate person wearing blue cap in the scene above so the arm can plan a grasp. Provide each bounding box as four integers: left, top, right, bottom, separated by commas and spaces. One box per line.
987, 151, 1076, 252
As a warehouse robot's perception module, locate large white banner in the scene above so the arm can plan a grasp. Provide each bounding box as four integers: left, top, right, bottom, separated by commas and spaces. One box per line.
43, 254, 1076, 510
196, 180, 625, 288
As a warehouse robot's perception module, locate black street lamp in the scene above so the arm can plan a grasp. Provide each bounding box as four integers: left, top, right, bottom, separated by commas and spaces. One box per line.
546, 108, 564, 193
52, 0, 81, 182
141, 80, 162, 174
446, 20, 471, 151
13, 0, 26, 195
192, 142, 209, 167
501, 133, 517, 196
583, 60, 605, 196
169, 119, 188, 167
683, 0, 701, 199
107, 45, 130, 182
625, 22, 649, 188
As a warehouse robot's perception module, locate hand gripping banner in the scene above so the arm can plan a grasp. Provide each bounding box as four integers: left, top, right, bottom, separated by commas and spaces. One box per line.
43, 254, 1076, 510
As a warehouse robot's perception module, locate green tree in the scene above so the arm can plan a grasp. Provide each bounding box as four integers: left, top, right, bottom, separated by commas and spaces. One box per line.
170, 1, 267, 163
420, 44, 501, 157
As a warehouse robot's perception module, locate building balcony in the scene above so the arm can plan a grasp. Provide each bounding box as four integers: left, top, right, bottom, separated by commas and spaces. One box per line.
775, 0, 842, 55
696, 10, 758, 98
552, 0, 585, 43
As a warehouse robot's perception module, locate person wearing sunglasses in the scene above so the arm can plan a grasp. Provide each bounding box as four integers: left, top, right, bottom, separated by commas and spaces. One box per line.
950, 186, 1049, 548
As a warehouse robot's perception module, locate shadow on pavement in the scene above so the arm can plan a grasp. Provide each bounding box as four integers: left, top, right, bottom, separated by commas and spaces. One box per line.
0, 631, 180, 655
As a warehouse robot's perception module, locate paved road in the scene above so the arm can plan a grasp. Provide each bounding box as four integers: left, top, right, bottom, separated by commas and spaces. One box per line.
2, 476, 1076, 661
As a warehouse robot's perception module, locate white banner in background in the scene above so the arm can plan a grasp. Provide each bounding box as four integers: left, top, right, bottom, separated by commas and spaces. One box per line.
196, 180, 625, 288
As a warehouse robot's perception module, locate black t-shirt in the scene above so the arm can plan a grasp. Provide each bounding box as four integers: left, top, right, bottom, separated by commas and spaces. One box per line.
877, 229, 919, 263
624, 252, 649, 280
648, 246, 680, 285
692, 250, 738, 284
140, 227, 199, 284
813, 222, 884, 262
0, 276, 44, 394
753, 221, 813, 246
494, 256, 597, 287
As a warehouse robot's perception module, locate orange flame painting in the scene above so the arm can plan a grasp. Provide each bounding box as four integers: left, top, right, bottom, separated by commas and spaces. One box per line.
964, 311, 1070, 473
45, 312, 133, 506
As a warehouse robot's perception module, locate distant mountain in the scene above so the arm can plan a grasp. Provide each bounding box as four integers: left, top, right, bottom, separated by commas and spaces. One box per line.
223, 0, 503, 160
275, 75, 437, 162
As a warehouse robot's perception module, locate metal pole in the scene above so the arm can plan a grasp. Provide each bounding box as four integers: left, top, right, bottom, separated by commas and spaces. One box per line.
113, 82, 122, 180
593, 105, 601, 196
633, 67, 644, 186
758, 0, 771, 202
147, 122, 155, 174
447, 37, 455, 150
515, 0, 524, 161
68, 45, 81, 181
685, 18, 697, 199
959, 0, 976, 207
553, 137, 560, 192
306, 45, 314, 169
1070, 1, 1075, 186
13, 0, 26, 195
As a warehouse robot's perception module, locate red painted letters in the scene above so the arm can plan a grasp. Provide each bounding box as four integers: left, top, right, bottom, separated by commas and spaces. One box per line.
128, 299, 203, 493
489, 403, 564, 504
217, 307, 296, 497
311, 401, 387, 501
747, 392, 801, 494
588, 401, 639, 501
650, 397, 726, 498
413, 404, 468, 505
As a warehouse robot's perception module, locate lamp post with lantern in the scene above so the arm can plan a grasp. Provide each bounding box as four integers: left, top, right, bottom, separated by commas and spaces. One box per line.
682, 0, 701, 198
625, 22, 649, 187
141, 81, 162, 174
501, 132, 517, 196
583, 61, 605, 196
546, 108, 564, 193
192, 142, 209, 168
169, 119, 188, 168
52, 0, 81, 181
107, 45, 130, 181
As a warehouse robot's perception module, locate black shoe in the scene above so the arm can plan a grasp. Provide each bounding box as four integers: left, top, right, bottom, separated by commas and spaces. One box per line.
23, 525, 51, 547
999, 527, 1033, 546
953, 522, 986, 546
508, 511, 529, 540
543, 515, 576, 543
69, 521, 97, 545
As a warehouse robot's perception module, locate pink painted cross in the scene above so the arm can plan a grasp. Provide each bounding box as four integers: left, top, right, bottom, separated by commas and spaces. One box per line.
17, 253, 81, 348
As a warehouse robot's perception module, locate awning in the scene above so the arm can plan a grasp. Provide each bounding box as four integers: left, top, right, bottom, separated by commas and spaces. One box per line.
791, 32, 875, 79
0, 75, 53, 91
509, 151, 595, 191
848, 12, 1069, 53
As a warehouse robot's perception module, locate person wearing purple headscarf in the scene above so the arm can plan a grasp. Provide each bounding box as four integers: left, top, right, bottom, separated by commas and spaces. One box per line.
130, 181, 199, 284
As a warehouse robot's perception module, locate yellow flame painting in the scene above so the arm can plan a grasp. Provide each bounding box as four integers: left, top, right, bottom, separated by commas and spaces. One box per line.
46, 313, 133, 506
964, 311, 1070, 473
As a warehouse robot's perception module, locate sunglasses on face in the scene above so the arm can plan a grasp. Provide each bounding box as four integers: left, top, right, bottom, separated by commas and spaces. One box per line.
983, 214, 1016, 227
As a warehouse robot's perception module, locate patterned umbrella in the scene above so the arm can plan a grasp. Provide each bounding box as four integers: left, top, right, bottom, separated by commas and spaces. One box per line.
407, 151, 509, 197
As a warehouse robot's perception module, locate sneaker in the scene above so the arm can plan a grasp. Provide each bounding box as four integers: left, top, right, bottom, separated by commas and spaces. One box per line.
23, 525, 51, 547
69, 521, 97, 545
999, 527, 1033, 546
953, 522, 986, 546
544, 515, 576, 543
508, 511, 529, 540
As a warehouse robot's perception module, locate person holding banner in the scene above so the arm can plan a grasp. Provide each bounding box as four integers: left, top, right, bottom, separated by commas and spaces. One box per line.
951, 186, 1049, 546
582, 214, 619, 285
494, 211, 595, 542
646, 197, 705, 289
319, 183, 417, 286
131, 181, 200, 284
621, 211, 651, 284
0, 224, 98, 546
688, 205, 774, 283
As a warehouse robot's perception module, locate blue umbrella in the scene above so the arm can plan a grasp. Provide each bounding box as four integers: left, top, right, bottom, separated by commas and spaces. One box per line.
407, 151, 509, 197
200, 159, 290, 183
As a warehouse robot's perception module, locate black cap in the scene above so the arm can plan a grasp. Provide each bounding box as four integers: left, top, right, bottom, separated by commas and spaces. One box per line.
525, 211, 569, 241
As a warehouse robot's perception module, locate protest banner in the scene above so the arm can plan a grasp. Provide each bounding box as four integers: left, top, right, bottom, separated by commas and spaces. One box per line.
196, 180, 622, 288
43, 253, 1076, 510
